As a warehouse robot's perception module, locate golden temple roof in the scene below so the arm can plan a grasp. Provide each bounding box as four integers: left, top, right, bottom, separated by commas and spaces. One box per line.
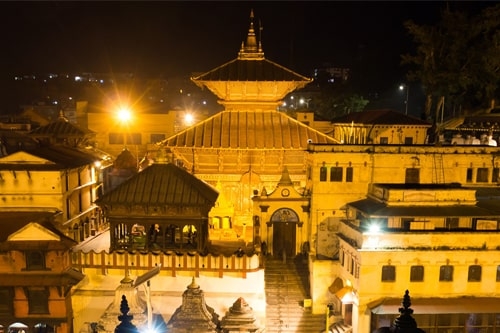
161, 110, 339, 149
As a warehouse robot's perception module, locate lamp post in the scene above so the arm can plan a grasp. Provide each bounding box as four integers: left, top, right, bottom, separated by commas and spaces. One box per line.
399, 84, 409, 115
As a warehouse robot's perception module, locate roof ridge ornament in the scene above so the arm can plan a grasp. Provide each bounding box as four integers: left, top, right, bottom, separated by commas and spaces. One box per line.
238, 9, 265, 60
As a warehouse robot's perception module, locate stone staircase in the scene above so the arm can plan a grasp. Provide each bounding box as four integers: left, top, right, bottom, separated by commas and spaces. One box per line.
264, 255, 327, 333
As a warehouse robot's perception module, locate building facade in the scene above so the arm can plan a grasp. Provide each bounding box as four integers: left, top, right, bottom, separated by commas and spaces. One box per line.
0, 215, 84, 333
0, 144, 108, 241
305, 143, 500, 332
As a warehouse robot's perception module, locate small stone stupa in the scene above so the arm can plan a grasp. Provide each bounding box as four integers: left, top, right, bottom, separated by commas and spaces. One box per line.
373, 290, 426, 333
98, 274, 147, 333
166, 277, 220, 332
220, 297, 263, 333
114, 295, 139, 333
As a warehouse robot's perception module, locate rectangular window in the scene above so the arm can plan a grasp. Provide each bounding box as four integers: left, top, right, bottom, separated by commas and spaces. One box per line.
468, 265, 482, 282
381, 265, 396, 282
0, 287, 13, 315
476, 168, 489, 182
320, 166, 327, 182
466, 168, 473, 182
380, 137, 388, 145
109, 133, 124, 145
150, 133, 166, 143
497, 266, 500, 282
410, 265, 424, 282
404, 137, 413, 145
493, 168, 500, 183
439, 265, 454, 281
346, 167, 353, 182
125, 133, 142, 145
25, 251, 46, 270
330, 167, 343, 182
405, 168, 420, 184
445, 217, 459, 229
27, 288, 49, 314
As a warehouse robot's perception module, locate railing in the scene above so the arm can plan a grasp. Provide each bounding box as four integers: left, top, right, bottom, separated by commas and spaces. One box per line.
71, 250, 262, 278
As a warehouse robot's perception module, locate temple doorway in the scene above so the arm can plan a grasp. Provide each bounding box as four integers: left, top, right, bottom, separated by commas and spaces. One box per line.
271, 208, 298, 258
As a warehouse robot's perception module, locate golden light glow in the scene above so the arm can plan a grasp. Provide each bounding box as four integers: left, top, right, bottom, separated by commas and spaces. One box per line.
184, 113, 194, 126
117, 107, 132, 123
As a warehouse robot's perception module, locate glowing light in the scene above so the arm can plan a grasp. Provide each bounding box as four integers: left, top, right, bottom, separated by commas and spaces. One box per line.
184, 113, 194, 126
368, 223, 381, 234
117, 107, 132, 123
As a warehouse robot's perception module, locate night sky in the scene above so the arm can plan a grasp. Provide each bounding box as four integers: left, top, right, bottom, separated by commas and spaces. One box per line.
0, 1, 494, 97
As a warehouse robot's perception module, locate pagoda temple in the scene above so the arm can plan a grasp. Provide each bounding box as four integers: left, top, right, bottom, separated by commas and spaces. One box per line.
159, 10, 338, 256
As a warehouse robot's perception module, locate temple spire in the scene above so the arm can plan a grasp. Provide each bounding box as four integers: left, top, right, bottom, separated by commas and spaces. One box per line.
238, 9, 265, 60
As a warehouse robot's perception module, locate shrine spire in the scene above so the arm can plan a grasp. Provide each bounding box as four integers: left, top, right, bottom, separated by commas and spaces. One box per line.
238, 9, 265, 60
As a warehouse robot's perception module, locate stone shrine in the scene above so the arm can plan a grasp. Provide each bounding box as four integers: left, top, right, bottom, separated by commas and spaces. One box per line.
166, 278, 220, 332
97, 275, 147, 333
220, 297, 263, 333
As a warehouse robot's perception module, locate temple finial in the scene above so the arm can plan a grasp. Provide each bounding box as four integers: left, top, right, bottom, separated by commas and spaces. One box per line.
238, 10, 265, 60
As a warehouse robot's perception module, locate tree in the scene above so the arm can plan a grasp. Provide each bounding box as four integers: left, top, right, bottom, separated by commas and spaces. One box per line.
312, 71, 369, 120
401, 4, 500, 122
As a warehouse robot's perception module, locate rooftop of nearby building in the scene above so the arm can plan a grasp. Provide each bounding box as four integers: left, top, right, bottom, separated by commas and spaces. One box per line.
96, 162, 219, 206
331, 109, 431, 126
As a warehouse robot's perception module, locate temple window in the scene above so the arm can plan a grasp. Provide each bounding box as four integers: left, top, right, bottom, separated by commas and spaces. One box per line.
410, 265, 424, 282
381, 265, 395, 282
439, 265, 454, 281
346, 166, 353, 182
476, 168, 489, 182
468, 265, 482, 282
330, 167, 343, 182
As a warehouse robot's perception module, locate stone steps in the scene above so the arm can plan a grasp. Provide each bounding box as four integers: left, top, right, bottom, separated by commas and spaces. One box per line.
264, 255, 326, 332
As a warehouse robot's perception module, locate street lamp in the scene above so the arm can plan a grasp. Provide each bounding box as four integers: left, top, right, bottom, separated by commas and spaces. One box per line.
399, 84, 409, 115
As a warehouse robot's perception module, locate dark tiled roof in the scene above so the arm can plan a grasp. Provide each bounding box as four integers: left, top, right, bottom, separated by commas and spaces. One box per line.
348, 198, 499, 217
161, 110, 339, 149
0, 211, 76, 249
0, 145, 101, 170
30, 115, 94, 137
0, 267, 85, 286
114, 148, 138, 170
192, 58, 311, 82
331, 109, 431, 126
96, 163, 219, 206
0, 130, 39, 155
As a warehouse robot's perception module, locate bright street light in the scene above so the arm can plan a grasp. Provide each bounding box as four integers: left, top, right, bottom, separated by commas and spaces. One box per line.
117, 107, 132, 123
184, 113, 194, 126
